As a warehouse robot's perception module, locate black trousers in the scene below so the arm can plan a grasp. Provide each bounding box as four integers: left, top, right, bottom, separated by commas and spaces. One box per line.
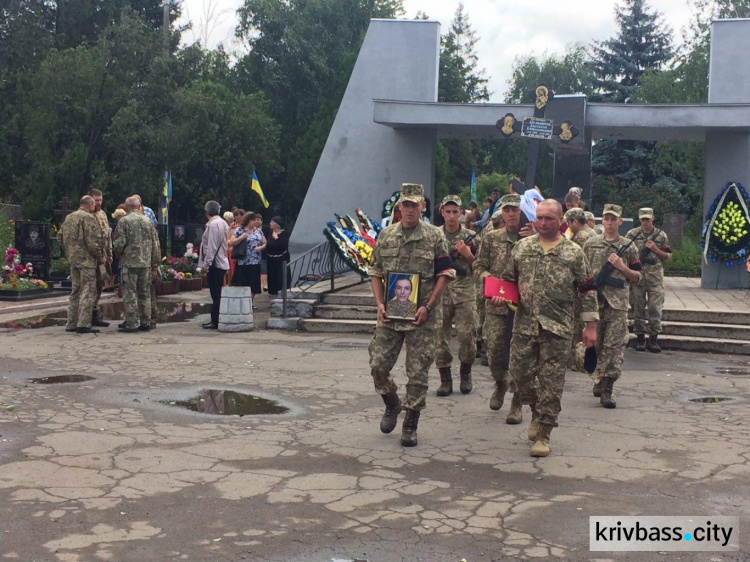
207, 266, 226, 325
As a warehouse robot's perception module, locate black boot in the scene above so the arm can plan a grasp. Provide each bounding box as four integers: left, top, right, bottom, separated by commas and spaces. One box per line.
380, 392, 402, 434
475, 340, 484, 358
647, 334, 661, 353
436, 367, 453, 397
592, 379, 602, 397
92, 309, 110, 328
459, 362, 473, 394
600, 378, 616, 409
635, 334, 646, 351
400, 409, 420, 447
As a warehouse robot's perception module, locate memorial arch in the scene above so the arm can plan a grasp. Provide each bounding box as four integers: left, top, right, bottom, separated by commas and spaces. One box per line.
290, 18, 750, 289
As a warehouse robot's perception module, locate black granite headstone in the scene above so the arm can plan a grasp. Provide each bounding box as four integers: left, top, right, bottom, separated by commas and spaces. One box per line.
662, 213, 683, 250
14, 221, 51, 280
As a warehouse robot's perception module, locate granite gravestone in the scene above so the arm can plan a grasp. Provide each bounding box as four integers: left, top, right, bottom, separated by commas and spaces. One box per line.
662, 213, 684, 250
14, 221, 51, 280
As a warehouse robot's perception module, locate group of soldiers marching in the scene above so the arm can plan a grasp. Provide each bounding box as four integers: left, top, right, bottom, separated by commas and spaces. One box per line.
59, 193, 160, 334
367, 183, 671, 458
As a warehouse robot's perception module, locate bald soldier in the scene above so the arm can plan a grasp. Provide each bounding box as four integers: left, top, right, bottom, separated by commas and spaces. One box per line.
502, 200, 599, 457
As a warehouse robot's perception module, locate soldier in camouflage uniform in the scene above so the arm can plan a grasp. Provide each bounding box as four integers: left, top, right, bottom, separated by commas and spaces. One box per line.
368, 183, 455, 447
583, 204, 642, 409
626, 207, 672, 352
89, 189, 112, 328
435, 195, 478, 396
502, 200, 599, 457
113, 197, 160, 332
565, 208, 597, 372
58, 196, 105, 334
474, 194, 525, 420
585, 211, 604, 235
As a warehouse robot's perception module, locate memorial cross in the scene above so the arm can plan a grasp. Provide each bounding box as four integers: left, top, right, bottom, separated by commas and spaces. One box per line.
53, 197, 73, 222
495, 84, 580, 193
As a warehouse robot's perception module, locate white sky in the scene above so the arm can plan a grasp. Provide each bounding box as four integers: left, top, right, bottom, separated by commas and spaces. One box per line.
179, 0, 699, 101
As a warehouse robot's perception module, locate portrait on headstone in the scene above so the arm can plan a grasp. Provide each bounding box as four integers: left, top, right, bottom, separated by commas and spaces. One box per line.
14, 221, 50, 280
385, 272, 420, 320
174, 225, 186, 241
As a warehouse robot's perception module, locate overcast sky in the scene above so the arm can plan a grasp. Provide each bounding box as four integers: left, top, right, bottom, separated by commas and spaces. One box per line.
179, 0, 698, 101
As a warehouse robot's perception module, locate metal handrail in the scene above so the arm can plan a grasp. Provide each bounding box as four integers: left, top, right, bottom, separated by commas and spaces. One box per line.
280, 240, 360, 317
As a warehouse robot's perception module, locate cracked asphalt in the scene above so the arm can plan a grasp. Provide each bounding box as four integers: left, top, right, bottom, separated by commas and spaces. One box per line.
0, 311, 748, 561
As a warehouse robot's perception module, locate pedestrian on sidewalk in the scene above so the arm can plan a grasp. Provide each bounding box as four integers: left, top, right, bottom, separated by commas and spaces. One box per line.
198, 201, 229, 330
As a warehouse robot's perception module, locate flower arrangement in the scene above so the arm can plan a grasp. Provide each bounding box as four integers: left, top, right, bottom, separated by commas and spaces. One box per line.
324, 209, 381, 277
1, 247, 49, 291
159, 265, 192, 282
184, 243, 198, 264
701, 182, 750, 266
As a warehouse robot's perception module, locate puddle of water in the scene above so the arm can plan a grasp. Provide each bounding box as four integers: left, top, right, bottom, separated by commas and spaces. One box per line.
689, 397, 733, 403
28, 374, 96, 384
2, 302, 211, 330
716, 368, 750, 376
162, 389, 289, 416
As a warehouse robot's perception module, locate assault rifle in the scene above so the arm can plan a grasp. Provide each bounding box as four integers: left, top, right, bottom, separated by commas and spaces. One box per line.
636, 227, 662, 266
581, 231, 642, 292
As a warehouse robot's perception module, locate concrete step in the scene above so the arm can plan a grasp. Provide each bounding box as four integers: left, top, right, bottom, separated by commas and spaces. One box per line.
322, 292, 375, 306
661, 321, 750, 341
298, 318, 375, 333
662, 308, 750, 326
635, 334, 750, 355
314, 304, 377, 320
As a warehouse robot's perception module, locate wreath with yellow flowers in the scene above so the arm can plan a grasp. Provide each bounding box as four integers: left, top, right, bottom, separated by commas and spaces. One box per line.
701, 182, 750, 266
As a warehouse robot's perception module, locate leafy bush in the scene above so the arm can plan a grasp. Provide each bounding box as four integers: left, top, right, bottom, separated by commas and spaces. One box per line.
664, 236, 702, 277
0, 209, 13, 252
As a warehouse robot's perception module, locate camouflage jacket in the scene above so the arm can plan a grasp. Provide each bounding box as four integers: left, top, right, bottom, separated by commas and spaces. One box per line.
625, 227, 672, 286
474, 228, 519, 316
593, 224, 604, 235
582, 235, 642, 311
502, 235, 598, 339
93, 209, 112, 260
58, 209, 104, 269
441, 224, 477, 304
370, 220, 455, 331
113, 211, 160, 269
572, 225, 596, 248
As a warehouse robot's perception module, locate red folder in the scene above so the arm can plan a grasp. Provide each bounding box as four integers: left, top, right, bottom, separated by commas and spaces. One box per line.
483, 276, 519, 306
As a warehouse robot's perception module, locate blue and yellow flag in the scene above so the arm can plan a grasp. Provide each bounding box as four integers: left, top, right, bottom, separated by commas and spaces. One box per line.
251, 169, 269, 208
470, 169, 476, 203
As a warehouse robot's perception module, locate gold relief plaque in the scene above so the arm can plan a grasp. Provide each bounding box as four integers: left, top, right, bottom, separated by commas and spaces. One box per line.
534, 85, 550, 109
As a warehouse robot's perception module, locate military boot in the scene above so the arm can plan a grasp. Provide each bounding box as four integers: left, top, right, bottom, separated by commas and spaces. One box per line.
489, 380, 509, 411
379, 392, 402, 434
400, 409, 420, 447
592, 379, 603, 398
600, 378, 617, 409
92, 309, 110, 328
459, 363, 473, 394
634, 334, 646, 351
475, 340, 484, 358
530, 423, 553, 457
527, 408, 540, 441
505, 394, 523, 424
647, 334, 661, 353
436, 367, 453, 397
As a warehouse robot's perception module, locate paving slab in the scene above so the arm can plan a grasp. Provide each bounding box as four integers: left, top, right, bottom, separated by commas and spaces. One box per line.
0, 316, 748, 561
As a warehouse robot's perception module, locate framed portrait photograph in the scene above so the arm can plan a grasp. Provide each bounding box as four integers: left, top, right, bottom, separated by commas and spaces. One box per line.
174, 224, 186, 240
385, 272, 420, 321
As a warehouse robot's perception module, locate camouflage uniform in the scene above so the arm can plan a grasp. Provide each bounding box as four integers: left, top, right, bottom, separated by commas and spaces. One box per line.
93, 209, 112, 310
435, 224, 477, 369
582, 234, 641, 382
474, 228, 519, 383
626, 226, 671, 336
572, 224, 596, 248
59, 209, 104, 329
502, 235, 598, 427
368, 219, 454, 411
113, 211, 160, 329
567, 216, 597, 370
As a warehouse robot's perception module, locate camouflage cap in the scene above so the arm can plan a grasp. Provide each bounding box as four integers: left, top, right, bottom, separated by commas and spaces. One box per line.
639, 207, 654, 219
565, 208, 585, 222
442, 194, 462, 207
399, 183, 424, 204
602, 203, 623, 218
584, 211, 596, 221
491, 210, 504, 225
500, 193, 521, 209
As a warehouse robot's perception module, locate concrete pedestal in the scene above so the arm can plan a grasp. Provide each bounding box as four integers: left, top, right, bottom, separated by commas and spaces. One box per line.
218, 286, 254, 332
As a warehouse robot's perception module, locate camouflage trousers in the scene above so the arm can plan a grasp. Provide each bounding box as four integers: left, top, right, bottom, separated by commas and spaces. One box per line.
67, 267, 97, 329
150, 275, 157, 320
435, 297, 477, 368
369, 326, 436, 411
631, 282, 664, 336
121, 267, 151, 329
508, 330, 570, 427
483, 313, 510, 383
593, 304, 629, 383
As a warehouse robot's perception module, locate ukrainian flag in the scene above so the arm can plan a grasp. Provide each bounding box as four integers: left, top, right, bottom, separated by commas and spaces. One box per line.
251, 169, 269, 208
